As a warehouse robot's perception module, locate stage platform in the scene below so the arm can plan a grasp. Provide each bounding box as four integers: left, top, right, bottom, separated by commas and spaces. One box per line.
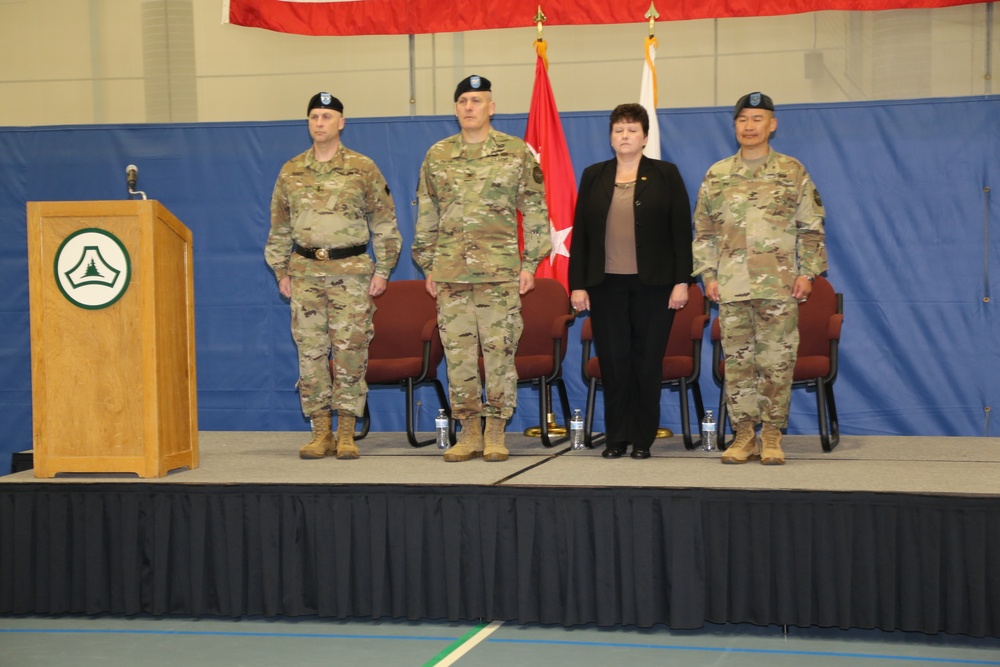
4, 431, 1000, 493
2, 432, 999, 637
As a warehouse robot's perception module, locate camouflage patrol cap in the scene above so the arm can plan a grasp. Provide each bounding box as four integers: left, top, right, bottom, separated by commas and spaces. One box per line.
733, 92, 774, 118
307, 92, 344, 115
454, 75, 492, 102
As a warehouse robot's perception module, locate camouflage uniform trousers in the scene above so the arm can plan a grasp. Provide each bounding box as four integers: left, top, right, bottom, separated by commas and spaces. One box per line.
719, 299, 798, 428
435, 281, 522, 420
290, 273, 374, 418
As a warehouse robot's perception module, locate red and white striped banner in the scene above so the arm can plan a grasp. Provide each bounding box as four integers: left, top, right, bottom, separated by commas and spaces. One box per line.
224, 0, 986, 36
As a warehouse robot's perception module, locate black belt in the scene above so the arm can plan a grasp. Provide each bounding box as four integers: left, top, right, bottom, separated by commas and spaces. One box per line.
294, 244, 367, 260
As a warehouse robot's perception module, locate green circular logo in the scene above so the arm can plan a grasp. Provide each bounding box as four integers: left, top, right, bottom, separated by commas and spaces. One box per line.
53, 228, 132, 310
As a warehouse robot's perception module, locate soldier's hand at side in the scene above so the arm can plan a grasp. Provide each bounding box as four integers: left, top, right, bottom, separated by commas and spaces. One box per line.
278, 276, 292, 299
369, 275, 387, 297
425, 276, 437, 298
705, 281, 720, 303
792, 276, 812, 301
518, 270, 535, 295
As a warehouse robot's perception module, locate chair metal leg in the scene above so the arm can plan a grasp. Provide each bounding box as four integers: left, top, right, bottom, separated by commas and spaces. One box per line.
692, 380, 705, 424
405, 379, 437, 448
678, 378, 694, 450
538, 376, 553, 447
524, 385, 568, 437
817, 379, 840, 452
356, 401, 372, 439
428, 379, 456, 445
555, 378, 572, 434
685, 379, 708, 451
827, 385, 840, 448
537, 377, 570, 448
584, 377, 603, 449
717, 381, 732, 450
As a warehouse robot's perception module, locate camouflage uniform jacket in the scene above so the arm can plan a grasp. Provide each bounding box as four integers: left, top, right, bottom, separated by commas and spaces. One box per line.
265, 144, 401, 281
412, 128, 551, 283
692, 149, 827, 303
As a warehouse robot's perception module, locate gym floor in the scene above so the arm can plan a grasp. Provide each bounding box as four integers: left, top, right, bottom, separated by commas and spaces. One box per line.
2, 615, 999, 666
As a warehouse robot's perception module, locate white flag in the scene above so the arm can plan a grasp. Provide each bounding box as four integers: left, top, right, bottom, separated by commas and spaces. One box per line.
639, 35, 661, 160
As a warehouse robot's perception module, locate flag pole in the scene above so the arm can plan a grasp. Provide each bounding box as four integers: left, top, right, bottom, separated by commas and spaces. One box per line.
644, 1, 673, 440
523, 5, 568, 440
640, 3, 662, 161
644, 2, 660, 112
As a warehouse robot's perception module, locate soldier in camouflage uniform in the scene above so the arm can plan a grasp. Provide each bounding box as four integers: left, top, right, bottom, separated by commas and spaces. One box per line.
412, 75, 551, 463
692, 92, 827, 465
266, 92, 401, 460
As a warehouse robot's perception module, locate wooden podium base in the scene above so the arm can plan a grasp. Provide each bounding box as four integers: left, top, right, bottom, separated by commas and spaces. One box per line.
28, 201, 199, 479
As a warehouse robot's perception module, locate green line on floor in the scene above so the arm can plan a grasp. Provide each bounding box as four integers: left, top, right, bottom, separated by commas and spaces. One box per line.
422, 621, 503, 666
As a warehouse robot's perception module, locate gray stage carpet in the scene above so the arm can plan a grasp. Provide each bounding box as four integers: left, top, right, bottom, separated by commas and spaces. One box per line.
3, 431, 999, 496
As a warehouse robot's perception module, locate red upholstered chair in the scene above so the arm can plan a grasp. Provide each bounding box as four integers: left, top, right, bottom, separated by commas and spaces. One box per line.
337, 279, 453, 448
710, 275, 843, 452
579, 283, 710, 450
477, 278, 575, 447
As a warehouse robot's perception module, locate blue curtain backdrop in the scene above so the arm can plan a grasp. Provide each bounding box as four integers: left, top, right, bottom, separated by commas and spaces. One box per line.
0, 97, 997, 472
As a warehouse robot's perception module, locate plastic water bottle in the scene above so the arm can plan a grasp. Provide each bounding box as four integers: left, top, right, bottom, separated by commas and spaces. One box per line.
435, 409, 449, 449
569, 409, 585, 450
701, 410, 717, 452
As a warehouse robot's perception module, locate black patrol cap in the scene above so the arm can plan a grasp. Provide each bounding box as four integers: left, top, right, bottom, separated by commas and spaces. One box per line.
307, 92, 344, 115
733, 92, 774, 118
454, 74, 491, 102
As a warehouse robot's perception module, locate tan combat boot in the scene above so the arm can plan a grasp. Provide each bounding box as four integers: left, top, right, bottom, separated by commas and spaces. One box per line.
759, 422, 786, 465
299, 411, 335, 459
720, 420, 760, 464
482, 417, 509, 462
443, 417, 484, 462
335, 410, 360, 459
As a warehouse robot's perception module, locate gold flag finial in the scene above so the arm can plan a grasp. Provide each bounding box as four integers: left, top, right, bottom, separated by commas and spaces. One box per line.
534, 5, 547, 41
645, 2, 659, 36
534, 6, 549, 70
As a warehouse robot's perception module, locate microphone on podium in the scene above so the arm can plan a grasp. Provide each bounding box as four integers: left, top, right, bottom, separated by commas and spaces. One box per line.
125, 164, 147, 200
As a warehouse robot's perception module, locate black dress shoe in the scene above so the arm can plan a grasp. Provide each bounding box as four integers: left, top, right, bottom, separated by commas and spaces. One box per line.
630, 448, 651, 459
602, 443, 627, 458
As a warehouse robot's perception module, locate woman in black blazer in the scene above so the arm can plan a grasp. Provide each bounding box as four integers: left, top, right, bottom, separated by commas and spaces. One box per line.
568, 103, 693, 459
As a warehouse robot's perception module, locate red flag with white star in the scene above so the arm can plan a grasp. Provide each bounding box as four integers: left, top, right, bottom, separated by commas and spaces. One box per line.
522, 39, 576, 293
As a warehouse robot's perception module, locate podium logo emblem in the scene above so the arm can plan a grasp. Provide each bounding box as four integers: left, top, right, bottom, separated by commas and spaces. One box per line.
54, 228, 132, 309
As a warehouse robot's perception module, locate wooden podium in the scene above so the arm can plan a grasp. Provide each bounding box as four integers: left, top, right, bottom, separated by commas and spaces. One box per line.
27, 201, 198, 478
